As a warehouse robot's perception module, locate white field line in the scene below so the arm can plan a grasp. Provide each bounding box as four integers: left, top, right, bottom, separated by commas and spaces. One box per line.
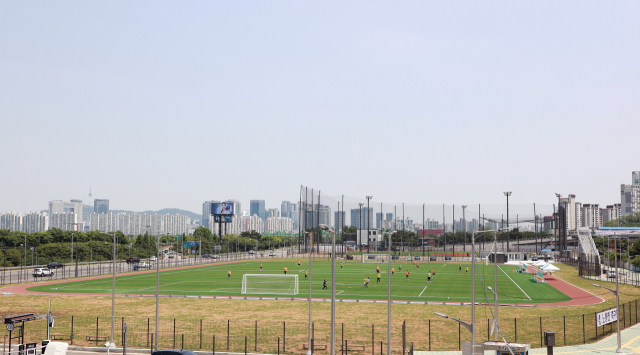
137, 280, 187, 291
499, 267, 531, 300
336, 290, 344, 295
419, 286, 427, 297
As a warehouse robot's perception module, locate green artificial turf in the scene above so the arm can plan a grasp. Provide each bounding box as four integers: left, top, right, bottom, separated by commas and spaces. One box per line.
27, 260, 571, 304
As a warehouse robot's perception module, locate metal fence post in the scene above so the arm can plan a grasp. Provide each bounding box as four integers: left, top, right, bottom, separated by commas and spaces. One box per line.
244, 336, 247, 355
151, 333, 154, 353
539, 317, 542, 347
278, 337, 281, 355
255, 321, 257, 352
173, 318, 176, 349
595, 313, 598, 340
71, 316, 74, 345
200, 319, 203, 349
182, 334, 184, 350
95, 317, 100, 346
402, 320, 406, 355
213, 335, 216, 355
227, 320, 230, 351
583, 313, 585, 344
458, 322, 461, 350
563, 316, 566, 345
371, 324, 374, 355
341, 323, 344, 355
429, 319, 431, 351
148, 318, 150, 348
514, 318, 517, 343
283, 320, 286, 353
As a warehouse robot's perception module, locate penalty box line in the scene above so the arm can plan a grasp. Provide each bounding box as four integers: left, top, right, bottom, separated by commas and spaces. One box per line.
499, 266, 531, 300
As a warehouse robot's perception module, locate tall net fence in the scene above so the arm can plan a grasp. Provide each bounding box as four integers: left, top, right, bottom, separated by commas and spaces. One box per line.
296, 186, 557, 256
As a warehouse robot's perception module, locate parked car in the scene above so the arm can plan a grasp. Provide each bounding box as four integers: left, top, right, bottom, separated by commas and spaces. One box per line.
248, 250, 255, 255
126, 257, 141, 264
33, 268, 54, 277
47, 262, 64, 269
445, 254, 452, 261
430, 256, 437, 261
531, 255, 538, 261
406, 256, 413, 261
150, 256, 157, 262
368, 255, 376, 260
391, 254, 399, 260
345, 254, 354, 260
168, 254, 175, 259
138, 261, 150, 268
414, 256, 421, 261
268, 251, 276, 257
202, 254, 210, 259
608, 271, 617, 279
152, 349, 198, 355
211, 254, 220, 259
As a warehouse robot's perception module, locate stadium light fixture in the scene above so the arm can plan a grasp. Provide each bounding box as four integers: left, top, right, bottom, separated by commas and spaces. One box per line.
433, 312, 473, 333
319, 224, 336, 355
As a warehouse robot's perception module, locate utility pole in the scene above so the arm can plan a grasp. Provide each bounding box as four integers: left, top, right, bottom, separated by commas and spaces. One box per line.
359, 203, 364, 252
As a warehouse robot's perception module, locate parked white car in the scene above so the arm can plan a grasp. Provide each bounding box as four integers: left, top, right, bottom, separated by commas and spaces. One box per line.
149, 256, 157, 262
138, 261, 150, 268
33, 268, 54, 277
211, 254, 220, 259
268, 251, 276, 257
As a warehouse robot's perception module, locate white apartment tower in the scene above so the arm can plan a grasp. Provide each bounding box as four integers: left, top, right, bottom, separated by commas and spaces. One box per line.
162, 214, 191, 235
0, 212, 22, 231
89, 213, 118, 232
23, 211, 49, 233
621, 171, 640, 216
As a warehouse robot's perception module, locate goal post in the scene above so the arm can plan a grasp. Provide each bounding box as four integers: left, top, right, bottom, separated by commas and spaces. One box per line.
241, 274, 299, 295
362, 254, 389, 263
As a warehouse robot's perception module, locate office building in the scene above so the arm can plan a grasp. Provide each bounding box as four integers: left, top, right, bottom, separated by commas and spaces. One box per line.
250, 200, 266, 220
202, 200, 220, 232
621, 171, 640, 216
94, 199, 109, 214
266, 208, 279, 218
281, 201, 299, 230
49, 200, 84, 230
0, 212, 22, 231
23, 211, 48, 233
89, 212, 117, 232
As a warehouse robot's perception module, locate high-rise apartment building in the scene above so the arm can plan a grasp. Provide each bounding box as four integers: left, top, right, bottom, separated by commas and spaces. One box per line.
0, 212, 22, 231
202, 200, 220, 231
265, 217, 294, 233
601, 204, 622, 224
621, 171, 640, 216
162, 214, 192, 235
94, 199, 109, 214
23, 211, 48, 233
250, 200, 266, 220
581, 204, 602, 228
89, 213, 117, 232
242, 214, 264, 233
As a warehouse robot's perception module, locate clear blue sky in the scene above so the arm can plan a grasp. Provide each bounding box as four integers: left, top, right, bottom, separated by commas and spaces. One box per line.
1, 1, 638, 214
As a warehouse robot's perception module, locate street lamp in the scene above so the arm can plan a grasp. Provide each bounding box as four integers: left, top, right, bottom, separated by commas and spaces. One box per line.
100, 232, 117, 350
319, 224, 336, 355
593, 232, 623, 354
366, 197, 373, 252
441, 228, 508, 353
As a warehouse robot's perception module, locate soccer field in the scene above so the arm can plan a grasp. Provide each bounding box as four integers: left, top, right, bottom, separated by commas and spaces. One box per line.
27, 260, 571, 304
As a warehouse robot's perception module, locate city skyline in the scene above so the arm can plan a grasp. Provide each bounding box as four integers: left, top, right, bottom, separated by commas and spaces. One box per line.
2, 2, 639, 213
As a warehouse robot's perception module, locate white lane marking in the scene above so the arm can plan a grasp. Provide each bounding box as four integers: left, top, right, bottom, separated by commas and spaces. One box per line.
419, 286, 427, 297
336, 290, 344, 295
499, 267, 531, 300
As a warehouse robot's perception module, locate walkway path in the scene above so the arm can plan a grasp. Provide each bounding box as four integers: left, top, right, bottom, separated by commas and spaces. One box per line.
415, 323, 640, 354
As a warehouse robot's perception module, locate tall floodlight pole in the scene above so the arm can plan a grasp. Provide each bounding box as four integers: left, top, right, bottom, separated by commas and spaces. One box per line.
387, 231, 396, 355
555, 193, 562, 253
366, 196, 373, 253
359, 203, 364, 252
306, 231, 312, 355
319, 225, 336, 355
100, 232, 117, 349
462, 206, 467, 252
503, 192, 511, 252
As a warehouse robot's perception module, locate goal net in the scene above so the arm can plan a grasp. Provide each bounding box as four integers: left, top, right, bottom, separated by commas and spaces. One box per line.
361, 254, 390, 263
241, 274, 299, 295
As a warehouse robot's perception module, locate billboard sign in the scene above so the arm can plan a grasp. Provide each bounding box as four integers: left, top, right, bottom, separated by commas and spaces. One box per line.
212, 202, 234, 215
597, 309, 617, 327
214, 215, 233, 223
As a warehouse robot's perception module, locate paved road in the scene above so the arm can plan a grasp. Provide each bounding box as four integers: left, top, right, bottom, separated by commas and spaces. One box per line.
415, 323, 640, 354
